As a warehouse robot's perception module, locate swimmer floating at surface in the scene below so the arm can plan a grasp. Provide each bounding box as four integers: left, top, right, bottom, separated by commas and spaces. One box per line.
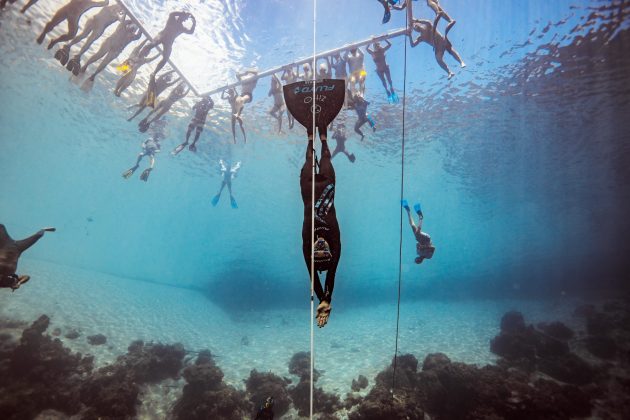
54, 3, 124, 72
211, 159, 241, 209
347, 91, 376, 141
128, 70, 179, 121
402, 199, 435, 264
36, 0, 109, 50
138, 82, 190, 133
0, 224, 55, 291
345, 47, 366, 95
367, 39, 398, 103
141, 11, 196, 107
113, 39, 160, 96
268, 73, 288, 133
78, 19, 141, 90
172, 94, 214, 155
331, 123, 356, 163
408, 18, 465, 79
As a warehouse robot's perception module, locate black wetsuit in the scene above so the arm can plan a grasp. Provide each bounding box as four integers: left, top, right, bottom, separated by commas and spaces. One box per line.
0, 225, 44, 288
300, 140, 341, 304
254, 405, 274, 420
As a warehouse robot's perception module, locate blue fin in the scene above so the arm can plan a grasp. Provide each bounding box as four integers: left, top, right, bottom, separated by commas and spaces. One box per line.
387, 92, 393, 103
413, 203, 422, 214
391, 91, 399, 103
230, 197, 238, 209
401, 199, 409, 211
382, 10, 391, 24
211, 194, 220, 207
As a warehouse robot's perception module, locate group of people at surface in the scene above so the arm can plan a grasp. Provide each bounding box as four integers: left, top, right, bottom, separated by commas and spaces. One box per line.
1, 0, 440, 328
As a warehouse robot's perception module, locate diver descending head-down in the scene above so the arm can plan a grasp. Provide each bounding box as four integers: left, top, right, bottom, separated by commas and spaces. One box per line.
283, 79, 346, 328
0, 224, 55, 291
402, 199, 436, 264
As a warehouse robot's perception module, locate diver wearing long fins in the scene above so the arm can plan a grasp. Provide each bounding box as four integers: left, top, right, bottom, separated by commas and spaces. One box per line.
284, 78, 345, 328
0, 225, 55, 291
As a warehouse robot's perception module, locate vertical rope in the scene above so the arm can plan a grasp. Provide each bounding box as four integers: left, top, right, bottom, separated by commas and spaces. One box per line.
392, 0, 410, 395
309, 0, 317, 418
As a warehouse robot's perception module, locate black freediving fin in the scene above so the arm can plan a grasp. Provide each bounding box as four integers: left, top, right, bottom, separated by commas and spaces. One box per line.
283, 79, 345, 135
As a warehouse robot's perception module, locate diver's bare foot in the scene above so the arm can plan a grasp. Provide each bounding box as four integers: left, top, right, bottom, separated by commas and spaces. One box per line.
461, 62, 467, 68
43, 227, 56, 232
316, 301, 331, 328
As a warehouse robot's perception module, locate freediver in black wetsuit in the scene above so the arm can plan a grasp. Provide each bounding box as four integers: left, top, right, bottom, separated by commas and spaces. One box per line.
300, 126, 342, 328
0, 224, 55, 291
284, 79, 345, 328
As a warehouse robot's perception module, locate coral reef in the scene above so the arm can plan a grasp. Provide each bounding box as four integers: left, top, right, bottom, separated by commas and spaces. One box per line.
244, 369, 292, 418
172, 350, 251, 420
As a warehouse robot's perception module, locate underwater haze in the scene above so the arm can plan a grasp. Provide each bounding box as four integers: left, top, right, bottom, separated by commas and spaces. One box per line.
1, 0, 630, 419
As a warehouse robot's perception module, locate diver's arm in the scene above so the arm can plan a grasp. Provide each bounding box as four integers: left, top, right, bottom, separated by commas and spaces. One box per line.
383, 39, 392, 51
410, 34, 422, 47
366, 44, 375, 54
15, 230, 45, 253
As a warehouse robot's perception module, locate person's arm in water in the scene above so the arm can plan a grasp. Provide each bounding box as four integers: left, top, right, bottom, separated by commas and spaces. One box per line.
382, 39, 392, 51
15, 228, 55, 253
366, 43, 375, 55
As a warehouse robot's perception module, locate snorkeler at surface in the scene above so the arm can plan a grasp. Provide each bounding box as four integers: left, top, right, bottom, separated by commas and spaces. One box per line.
268, 73, 288, 133
36, 0, 109, 50
79, 19, 141, 91
54, 3, 123, 72
138, 81, 190, 133
331, 123, 355, 163
408, 18, 465, 79
348, 91, 376, 141
345, 48, 366, 95
128, 71, 179, 121
222, 88, 247, 144
211, 159, 241, 209
316, 57, 333, 81
141, 11, 196, 107
122, 130, 163, 182
300, 62, 314, 82
367, 39, 398, 102
113, 39, 160, 96
254, 397, 275, 420
402, 199, 435, 264
330, 53, 348, 80
172, 94, 214, 155
0, 224, 55, 291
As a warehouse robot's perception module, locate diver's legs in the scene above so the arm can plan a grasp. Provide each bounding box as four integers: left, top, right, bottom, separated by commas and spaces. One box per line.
384, 66, 394, 91
20, 0, 38, 13
237, 117, 246, 144
37, 10, 67, 44
87, 48, 118, 80
318, 138, 335, 180
151, 42, 171, 78
48, 16, 79, 49
80, 43, 108, 73
192, 127, 203, 144
185, 124, 194, 143
446, 44, 466, 67
376, 69, 389, 94
115, 68, 138, 96
354, 118, 366, 140
434, 47, 452, 77
127, 104, 147, 121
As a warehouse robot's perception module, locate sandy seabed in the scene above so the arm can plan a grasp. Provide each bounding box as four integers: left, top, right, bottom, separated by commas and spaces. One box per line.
0, 258, 587, 419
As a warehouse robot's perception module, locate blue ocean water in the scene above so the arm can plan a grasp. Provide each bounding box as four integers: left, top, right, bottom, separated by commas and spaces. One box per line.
0, 0, 629, 418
